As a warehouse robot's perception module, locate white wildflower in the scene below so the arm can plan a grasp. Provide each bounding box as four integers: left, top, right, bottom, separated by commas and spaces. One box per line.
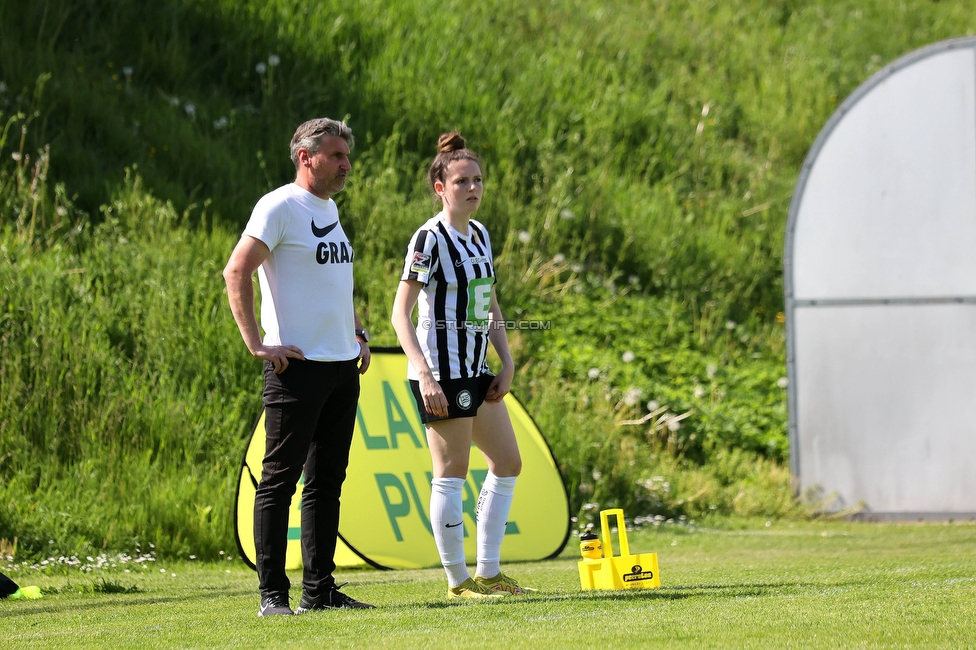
553, 253, 566, 264
621, 350, 635, 363
560, 209, 575, 219
184, 103, 196, 118
518, 230, 531, 243
776, 376, 789, 388
693, 385, 706, 399
255, 62, 267, 74
647, 400, 659, 412
623, 386, 642, 406
268, 54, 281, 67
725, 320, 736, 330
587, 368, 600, 380
706, 363, 718, 379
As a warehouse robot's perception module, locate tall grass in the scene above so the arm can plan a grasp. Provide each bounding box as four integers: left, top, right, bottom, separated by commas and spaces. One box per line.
0, 148, 255, 556
5, 0, 973, 316
2, 0, 975, 557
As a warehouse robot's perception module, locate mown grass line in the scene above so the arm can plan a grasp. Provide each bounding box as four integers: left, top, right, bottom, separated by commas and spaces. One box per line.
2, 521, 974, 649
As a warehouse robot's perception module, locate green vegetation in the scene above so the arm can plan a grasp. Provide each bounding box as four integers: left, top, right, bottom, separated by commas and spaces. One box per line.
2, 0, 976, 559
3, 520, 976, 648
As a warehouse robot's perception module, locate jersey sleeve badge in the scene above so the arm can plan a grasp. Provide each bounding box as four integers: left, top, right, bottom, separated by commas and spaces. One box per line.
410, 251, 432, 274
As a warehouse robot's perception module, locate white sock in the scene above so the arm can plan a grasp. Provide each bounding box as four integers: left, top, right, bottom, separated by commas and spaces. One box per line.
475, 472, 517, 579
430, 477, 469, 587
443, 562, 471, 588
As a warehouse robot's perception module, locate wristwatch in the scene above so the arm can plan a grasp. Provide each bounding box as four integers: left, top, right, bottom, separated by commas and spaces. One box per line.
355, 328, 370, 343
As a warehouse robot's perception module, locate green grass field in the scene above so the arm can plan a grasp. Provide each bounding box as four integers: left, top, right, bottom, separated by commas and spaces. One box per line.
4, 520, 975, 648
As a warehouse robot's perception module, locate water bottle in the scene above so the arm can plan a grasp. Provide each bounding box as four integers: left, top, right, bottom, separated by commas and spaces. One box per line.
579, 530, 602, 560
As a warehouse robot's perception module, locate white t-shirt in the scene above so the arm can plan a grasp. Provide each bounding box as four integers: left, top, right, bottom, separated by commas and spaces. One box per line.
243, 183, 360, 362
400, 213, 495, 380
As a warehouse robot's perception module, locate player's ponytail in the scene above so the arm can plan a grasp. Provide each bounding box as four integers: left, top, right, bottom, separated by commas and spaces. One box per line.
437, 132, 467, 153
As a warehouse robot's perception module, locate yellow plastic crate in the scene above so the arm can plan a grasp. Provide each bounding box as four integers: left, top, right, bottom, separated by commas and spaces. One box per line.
577, 508, 661, 590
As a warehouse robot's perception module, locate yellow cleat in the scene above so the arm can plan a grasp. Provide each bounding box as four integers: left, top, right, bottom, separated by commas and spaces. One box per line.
474, 572, 538, 595
9, 586, 42, 600
448, 578, 506, 600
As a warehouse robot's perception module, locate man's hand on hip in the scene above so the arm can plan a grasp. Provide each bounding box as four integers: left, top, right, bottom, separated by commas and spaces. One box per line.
255, 345, 305, 374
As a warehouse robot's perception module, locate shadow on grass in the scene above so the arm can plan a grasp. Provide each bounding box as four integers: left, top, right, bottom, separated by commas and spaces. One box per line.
1, 580, 856, 618
0, 585, 255, 619
419, 580, 852, 609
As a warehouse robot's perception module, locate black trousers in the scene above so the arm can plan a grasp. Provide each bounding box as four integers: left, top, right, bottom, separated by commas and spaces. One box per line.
254, 358, 360, 601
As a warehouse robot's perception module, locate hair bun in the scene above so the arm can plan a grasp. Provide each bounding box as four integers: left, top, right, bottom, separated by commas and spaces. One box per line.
437, 132, 466, 153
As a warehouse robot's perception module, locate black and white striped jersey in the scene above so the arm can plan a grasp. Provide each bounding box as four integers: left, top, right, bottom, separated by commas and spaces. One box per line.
401, 213, 496, 381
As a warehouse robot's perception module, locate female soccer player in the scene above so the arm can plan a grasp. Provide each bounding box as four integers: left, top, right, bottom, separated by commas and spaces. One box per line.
391, 133, 535, 599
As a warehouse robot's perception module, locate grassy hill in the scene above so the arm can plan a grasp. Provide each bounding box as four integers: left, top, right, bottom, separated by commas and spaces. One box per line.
2, 0, 974, 559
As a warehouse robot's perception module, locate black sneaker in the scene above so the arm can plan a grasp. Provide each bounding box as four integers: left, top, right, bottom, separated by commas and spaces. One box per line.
258, 593, 293, 617
295, 583, 376, 612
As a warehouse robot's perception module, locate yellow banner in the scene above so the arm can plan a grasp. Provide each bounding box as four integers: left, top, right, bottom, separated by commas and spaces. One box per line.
235, 350, 570, 570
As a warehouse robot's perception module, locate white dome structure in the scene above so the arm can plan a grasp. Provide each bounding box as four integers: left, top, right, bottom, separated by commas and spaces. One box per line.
785, 37, 976, 519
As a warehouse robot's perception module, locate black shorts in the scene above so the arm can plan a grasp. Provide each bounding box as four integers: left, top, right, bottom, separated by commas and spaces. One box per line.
409, 372, 495, 424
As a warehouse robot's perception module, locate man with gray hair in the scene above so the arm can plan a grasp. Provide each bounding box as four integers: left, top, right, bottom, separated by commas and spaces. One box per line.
224, 117, 374, 616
